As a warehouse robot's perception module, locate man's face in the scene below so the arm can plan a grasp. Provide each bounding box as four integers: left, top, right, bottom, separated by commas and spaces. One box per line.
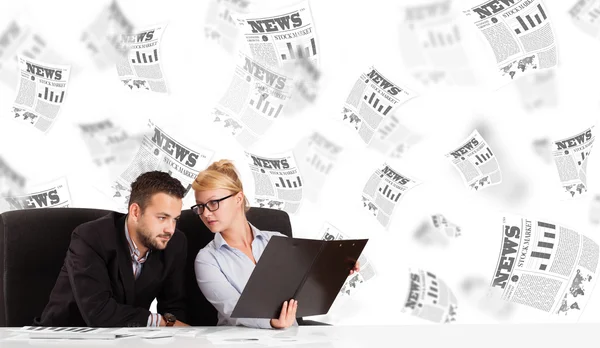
135, 193, 182, 251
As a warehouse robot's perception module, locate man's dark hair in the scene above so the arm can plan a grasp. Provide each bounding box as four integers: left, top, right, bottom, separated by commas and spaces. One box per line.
128, 171, 186, 212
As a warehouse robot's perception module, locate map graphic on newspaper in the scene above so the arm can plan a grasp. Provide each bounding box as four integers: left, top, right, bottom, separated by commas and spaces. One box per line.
463, 0, 558, 82
551, 126, 595, 199
490, 215, 599, 321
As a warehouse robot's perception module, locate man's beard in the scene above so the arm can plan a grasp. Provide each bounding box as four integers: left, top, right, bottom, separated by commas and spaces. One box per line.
137, 222, 170, 251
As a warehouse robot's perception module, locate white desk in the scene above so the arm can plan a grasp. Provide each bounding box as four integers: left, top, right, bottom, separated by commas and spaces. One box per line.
0, 324, 597, 348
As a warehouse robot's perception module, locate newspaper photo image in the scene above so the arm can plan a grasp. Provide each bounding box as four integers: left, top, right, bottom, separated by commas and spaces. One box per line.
0, 20, 65, 88
3, 176, 71, 211
490, 215, 599, 320
211, 51, 293, 147
551, 125, 595, 199
81, 0, 134, 69
569, 0, 600, 39
231, 0, 319, 69
294, 131, 343, 202
204, 0, 249, 54
445, 129, 502, 191
463, 0, 558, 82
341, 66, 416, 145
398, 0, 478, 87
116, 23, 168, 93
361, 163, 420, 229
402, 268, 458, 323
317, 222, 376, 296
111, 119, 214, 212
11, 55, 71, 133
244, 150, 303, 214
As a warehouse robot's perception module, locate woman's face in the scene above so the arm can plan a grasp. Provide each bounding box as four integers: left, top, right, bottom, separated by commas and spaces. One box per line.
194, 188, 242, 233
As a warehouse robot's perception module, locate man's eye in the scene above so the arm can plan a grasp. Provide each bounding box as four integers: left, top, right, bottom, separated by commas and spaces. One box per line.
158, 217, 165, 220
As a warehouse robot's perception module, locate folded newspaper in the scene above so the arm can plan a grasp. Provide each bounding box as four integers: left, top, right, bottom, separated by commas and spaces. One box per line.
231, 0, 320, 69
3, 177, 71, 211
11, 55, 71, 133
244, 150, 303, 214
551, 126, 595, 199
341, 66, 416, 144
361, 163, 421, 229
111, 119, 214, 212
116, 23, 168, 93
402, 268, 458, 323
211, 51, 293, 147
445, 129, 502, 191
463, 0, 558, 82
82, 1, 134, 69
490, 215, 599, 320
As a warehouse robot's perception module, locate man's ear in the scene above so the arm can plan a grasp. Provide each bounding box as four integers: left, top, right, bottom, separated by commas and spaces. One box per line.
129, 203, 141, 221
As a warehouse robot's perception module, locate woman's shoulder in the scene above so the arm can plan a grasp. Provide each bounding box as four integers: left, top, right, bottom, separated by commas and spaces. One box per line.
195, 239, 218, 264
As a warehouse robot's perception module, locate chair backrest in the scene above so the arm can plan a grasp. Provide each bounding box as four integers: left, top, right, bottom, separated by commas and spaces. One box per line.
0, 207, 292, 327
176, 207, 292, 326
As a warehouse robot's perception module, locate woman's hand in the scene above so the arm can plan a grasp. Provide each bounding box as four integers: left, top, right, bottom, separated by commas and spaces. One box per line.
350, 260, 360, 275
270, 299, 297, 329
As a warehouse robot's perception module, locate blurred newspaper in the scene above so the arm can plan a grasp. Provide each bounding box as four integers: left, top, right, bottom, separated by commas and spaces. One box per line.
231, 0, 319, 69
551, 126, 594, 199
490, 215, 599, 320
12, 55, 71, 133
399, 0, 478, 87
402, 268, 458, 323
361, 163, 420, 228
369, 114, 422, 158
78, 119, 142, 171
204, 0, 249, 54
3, 177, 71, 210
341, 66, 416, 145
245, 150, 303, 214
414, 214, 462, 247
294, 132, 343, 202
569, 0, 600, 39
116, 23, 168, 93
463, 0, 557, 81
81, 1, 134, 69
285, 57, 321, 115
211, 52, 293, 147
111, 120, 214, 212
445, 129, 502, 191
514, 69, 558, 111
0, 20, 65, 87
318, 222, 376, 296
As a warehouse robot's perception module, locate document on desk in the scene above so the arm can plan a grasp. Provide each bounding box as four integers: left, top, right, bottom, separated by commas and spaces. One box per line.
231, 236, 368, 318
16, 326, 131, 340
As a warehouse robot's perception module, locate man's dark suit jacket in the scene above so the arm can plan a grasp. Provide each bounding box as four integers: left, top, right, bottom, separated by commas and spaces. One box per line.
34, 212, 187, 327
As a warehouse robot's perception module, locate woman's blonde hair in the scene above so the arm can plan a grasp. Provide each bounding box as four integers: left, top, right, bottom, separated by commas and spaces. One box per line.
192, 159, 249, 212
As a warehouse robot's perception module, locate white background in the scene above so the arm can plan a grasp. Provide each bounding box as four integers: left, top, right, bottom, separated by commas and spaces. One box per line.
1, 0, 600, 325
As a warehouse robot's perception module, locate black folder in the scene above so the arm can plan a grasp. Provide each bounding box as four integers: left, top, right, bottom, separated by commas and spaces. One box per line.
230, 236, 368, 319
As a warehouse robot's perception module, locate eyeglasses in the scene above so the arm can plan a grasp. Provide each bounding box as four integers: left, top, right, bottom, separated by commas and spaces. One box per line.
191, 193, 235, 215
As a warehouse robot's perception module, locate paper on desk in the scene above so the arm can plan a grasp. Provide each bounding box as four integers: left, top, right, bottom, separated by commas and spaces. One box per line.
205, 327, 337, 346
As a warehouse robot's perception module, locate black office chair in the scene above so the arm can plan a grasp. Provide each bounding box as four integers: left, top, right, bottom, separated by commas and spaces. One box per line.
0, 207, 327, 326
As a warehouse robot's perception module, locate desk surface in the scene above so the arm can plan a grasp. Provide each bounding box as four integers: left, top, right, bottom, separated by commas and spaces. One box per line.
0, 324, 597, 348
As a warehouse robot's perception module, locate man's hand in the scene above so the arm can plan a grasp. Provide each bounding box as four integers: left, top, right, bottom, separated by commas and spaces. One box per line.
159, 317, 189, 327
270, 299, 297, 329
350, 260, 360, 275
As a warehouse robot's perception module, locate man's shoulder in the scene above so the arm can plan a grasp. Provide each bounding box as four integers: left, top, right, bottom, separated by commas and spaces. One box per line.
73, 212, 125, 242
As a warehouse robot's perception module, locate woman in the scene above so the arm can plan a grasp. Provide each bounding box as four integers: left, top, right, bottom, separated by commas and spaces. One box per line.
192, 159, 358, 329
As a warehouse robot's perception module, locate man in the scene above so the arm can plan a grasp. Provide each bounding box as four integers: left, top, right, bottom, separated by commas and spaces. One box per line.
35, 171, 189, 327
